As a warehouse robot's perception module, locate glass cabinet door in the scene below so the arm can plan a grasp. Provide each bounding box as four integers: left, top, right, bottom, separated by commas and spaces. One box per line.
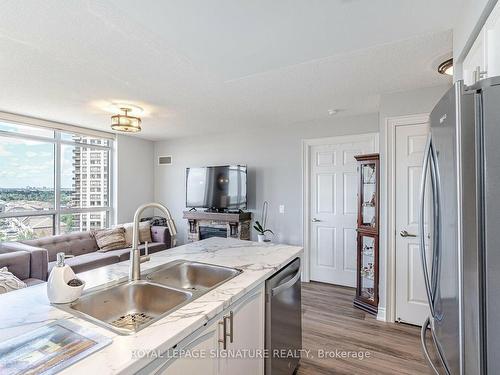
360, 235, 375, 301
360, 162, 377, 228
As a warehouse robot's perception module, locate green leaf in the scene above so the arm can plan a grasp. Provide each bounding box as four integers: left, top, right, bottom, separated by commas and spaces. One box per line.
263, 229, 274, 235
253, 225, 264, 234
254, 221, 263, 230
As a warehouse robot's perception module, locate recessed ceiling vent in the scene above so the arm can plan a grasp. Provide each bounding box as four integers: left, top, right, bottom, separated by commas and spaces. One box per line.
158, 155, 172, 165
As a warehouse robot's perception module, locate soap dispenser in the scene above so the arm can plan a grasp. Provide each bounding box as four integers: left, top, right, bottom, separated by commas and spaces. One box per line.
47, 252, 85, 304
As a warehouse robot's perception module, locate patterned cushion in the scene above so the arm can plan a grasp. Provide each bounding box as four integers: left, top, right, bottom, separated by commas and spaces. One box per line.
118, 222, 133, 247
140, 216, 167, 227
117, 222, 152, 246
93, 227, 127, 252
0, 267, 27, 294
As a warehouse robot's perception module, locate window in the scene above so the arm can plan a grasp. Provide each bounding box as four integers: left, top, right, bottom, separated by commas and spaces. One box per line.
0, 120, 113, 241
0, 216, 54, 241
60, 212, 108, 234
0, 136, 55, 212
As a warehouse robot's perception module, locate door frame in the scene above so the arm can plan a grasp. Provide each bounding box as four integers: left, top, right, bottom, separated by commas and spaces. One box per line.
384, 114, 429, 323
302, 133, 379, 283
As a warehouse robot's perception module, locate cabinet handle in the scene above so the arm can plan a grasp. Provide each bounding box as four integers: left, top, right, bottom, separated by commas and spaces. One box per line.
312, 218, 321, 222
218, 318, 227, 350
474, 66, 488, 82
218, 311, 234, 349
228, 311, 234, 343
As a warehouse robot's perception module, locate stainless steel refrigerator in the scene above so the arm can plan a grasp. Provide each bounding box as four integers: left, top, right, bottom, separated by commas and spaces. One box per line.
419, 77, 500, 374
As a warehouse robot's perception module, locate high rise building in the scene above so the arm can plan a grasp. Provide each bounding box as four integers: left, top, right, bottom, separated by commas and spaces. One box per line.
71, 138, 109, 231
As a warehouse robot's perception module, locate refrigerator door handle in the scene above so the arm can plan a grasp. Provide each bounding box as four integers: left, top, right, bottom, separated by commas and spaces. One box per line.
429, 142, 441, 305
421, 317, 441, 375
419, 135, 435, 316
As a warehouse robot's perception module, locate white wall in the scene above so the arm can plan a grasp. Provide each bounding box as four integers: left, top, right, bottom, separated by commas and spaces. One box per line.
154, 113, 379, 245
114, 134, 155, 223
377, 84, 451, 319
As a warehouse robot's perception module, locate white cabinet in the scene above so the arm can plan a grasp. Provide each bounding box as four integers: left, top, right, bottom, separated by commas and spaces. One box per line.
155, 322, 219, 375
463, 2, 500, 85
463, 29, 486, 85
140, 284, 265, 375
219, 286, 265, 375
485, 5, 500, 77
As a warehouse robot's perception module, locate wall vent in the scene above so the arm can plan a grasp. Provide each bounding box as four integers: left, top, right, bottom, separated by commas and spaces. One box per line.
158, 155, 172, 165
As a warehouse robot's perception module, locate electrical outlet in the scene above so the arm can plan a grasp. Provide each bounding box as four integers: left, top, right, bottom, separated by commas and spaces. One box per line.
279, 205, 285, 214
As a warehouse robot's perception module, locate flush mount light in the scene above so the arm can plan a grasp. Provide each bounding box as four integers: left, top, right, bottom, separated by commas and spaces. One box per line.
328, 109, 338, 115
438, 58, 453, 76
111, 107, 142, 132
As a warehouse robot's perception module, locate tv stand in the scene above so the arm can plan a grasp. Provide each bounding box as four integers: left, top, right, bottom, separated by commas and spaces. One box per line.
205, 207, 227, 213
183, 211, 252, 242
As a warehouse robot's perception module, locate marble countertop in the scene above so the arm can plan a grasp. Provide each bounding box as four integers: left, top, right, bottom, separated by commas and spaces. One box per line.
0, 237, 303, 374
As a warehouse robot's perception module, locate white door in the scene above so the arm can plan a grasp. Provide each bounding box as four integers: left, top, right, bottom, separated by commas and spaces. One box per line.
309, 134, 377, 286
395, 123, 432, 325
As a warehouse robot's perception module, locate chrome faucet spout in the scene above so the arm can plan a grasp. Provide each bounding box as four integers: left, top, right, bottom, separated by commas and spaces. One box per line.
129, 202, 177, 281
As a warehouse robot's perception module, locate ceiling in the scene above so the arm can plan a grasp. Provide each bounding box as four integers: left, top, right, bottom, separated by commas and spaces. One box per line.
0, 0, 456, 140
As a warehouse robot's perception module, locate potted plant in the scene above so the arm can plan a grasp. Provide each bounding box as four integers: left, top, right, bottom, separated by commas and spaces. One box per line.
254, 220, 274, 242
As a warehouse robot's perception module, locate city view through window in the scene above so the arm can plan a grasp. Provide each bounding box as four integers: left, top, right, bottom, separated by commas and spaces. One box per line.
0, 121, 113, 241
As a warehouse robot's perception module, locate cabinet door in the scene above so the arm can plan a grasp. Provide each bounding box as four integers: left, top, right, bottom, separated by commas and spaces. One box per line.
486, 4, 500, 77
157, 322, 219, 375
356, 232, 378, 307
463, 29, 486, 86
219, 286, 265, 375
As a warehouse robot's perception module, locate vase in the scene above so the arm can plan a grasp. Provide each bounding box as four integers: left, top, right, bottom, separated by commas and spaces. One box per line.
257, 234, 266, 242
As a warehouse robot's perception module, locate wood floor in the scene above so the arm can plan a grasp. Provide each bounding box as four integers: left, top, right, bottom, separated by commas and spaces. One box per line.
296, 282, 434, 375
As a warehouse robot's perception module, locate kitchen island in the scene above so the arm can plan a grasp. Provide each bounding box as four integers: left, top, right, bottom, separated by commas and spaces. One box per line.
0, 237, 303, 374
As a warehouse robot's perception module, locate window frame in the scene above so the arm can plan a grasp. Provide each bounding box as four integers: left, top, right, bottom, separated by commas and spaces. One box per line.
0, 120, 114, 237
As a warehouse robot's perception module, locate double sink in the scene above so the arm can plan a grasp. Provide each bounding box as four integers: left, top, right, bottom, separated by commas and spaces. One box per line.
60, 260, 242, 335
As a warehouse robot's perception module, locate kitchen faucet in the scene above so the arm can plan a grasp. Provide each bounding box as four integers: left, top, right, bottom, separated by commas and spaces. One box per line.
129, 202, 177, 281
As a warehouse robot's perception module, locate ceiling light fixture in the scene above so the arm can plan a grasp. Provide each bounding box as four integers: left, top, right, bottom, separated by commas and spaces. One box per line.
328, 109, 338, 115
438, 58, 453, 76
111, 107, 142, 133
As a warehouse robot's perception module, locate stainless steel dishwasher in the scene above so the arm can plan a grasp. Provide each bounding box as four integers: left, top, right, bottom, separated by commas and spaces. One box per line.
265, 257, 302, 375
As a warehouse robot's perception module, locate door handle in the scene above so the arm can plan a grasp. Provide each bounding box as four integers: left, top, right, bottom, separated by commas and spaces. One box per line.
312, 218, 321, 222
400, 230, 417, 238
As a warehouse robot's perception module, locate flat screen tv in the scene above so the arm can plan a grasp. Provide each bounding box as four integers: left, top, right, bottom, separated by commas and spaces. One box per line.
186, 165, 247, 210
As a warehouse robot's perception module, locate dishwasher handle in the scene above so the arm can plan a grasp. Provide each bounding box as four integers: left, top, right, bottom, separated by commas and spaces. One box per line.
270, 270, 301, 297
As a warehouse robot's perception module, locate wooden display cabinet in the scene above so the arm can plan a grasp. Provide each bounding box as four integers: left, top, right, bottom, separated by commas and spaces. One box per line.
353, 154, 379, 315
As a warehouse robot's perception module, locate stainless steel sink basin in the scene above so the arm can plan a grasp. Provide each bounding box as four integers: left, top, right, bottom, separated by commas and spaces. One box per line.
57, 260, 242, 335
146, 260, 242, 291
66, 280, 192, 334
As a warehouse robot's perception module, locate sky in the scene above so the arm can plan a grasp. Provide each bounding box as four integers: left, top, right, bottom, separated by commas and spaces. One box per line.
0, 123, 75, 189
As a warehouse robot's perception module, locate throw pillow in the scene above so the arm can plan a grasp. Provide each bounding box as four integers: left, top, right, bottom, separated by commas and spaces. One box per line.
139, 221, 152, 244
120, 222, 134, 247
93, 227, 127, 252
0, 267, 27, 294
116, 221, 152, 246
